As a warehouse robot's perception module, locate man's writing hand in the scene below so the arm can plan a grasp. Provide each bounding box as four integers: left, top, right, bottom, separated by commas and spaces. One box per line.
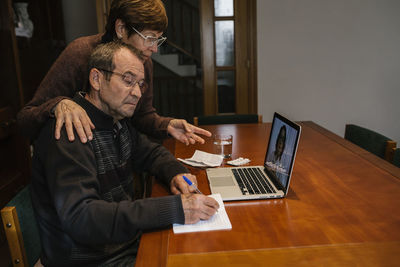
181, 194, 219, 224
170, 173, 197, 194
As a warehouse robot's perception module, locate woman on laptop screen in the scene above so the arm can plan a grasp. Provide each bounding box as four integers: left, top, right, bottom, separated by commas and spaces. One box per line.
266, 123, 296, 186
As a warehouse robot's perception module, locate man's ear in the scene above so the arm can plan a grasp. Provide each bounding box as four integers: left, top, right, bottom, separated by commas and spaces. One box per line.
89, 68, 102, 92
115, 19, 125, 39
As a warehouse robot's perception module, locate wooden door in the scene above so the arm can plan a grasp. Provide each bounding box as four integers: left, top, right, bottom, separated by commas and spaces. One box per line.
200, 0, 257, 115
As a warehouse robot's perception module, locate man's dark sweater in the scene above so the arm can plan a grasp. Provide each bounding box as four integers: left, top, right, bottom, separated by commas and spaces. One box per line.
31, 93, 187, 266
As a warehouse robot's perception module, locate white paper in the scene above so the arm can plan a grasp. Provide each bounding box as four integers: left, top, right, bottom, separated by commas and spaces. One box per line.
177, 158, 209, 167
227, 157, 251, 166
178, 150, 224, 168
173, 193, 232, 233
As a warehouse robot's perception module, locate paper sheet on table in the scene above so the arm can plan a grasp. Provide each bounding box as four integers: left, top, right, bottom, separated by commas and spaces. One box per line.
173, 193, 232, 233
177, 158, 209, 167
177, 150, 224, 167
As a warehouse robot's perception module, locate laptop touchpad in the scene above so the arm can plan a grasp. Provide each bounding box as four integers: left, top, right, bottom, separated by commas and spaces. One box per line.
210, 176, 235, 187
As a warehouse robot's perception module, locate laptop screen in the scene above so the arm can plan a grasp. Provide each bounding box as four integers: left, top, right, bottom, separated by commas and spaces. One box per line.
264, 113, 301, 193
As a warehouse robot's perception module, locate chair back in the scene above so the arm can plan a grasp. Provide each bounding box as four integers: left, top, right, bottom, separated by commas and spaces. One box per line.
344, 124, 396, 161
194, 114, 262, 126
1, 185, 41, 267
393, 148, 400, 168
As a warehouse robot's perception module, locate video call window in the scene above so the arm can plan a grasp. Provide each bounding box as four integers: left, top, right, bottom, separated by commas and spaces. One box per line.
265, 119, 298, 187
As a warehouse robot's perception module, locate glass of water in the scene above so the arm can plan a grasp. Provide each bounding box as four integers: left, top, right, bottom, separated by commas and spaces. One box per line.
213, 134, 233, 158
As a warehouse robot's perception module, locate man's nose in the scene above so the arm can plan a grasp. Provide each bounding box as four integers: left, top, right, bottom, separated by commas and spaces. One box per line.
131, 83, 142, 98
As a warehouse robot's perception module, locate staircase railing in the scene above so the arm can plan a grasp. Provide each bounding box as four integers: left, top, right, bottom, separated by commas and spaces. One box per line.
152, 0, 202, 122
166, 39, 200, 64
153, 74, 203, 123
163, 0, 200, 66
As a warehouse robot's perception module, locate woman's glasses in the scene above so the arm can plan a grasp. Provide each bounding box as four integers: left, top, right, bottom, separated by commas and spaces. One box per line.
131, 26, 167, 47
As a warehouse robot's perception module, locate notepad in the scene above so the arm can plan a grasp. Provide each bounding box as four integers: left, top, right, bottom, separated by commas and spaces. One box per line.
173, 193, 232, 233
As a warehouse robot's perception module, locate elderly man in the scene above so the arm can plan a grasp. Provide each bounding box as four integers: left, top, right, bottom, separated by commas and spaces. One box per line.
31, 41, 219, 267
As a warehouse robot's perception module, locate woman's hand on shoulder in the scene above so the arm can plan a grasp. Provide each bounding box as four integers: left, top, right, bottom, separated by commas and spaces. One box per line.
54, 99, 95, 143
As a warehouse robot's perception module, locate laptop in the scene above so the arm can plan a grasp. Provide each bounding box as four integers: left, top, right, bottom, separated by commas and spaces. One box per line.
206, 112, 301, 201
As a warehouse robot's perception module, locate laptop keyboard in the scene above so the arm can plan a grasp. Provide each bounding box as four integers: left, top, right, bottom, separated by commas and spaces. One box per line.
232, 168, 276, 195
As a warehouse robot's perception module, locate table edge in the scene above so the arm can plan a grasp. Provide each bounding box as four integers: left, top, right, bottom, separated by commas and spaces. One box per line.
301, 121, 400, 179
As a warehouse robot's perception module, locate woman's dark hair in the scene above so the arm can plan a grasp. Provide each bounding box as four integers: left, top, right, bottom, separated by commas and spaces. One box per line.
103, 0, 168, 42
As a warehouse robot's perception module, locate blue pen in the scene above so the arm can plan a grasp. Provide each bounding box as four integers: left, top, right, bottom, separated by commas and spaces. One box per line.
183, 175, 202, 194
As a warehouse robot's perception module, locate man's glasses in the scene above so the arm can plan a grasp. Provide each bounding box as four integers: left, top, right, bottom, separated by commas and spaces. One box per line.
131, 26, 167, 47
98, 69, 145, 89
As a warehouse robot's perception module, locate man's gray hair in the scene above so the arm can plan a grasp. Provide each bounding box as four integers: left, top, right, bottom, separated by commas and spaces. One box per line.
88, 41, 143, 81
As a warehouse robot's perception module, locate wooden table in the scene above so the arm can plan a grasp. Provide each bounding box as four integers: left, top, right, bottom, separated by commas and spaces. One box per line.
136, 122, 400, 267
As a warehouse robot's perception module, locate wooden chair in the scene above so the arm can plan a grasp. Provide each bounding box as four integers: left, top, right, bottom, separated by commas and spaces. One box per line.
393, 148, 400, 168
1, 185, 42, 267
344, 124, 396, 162
193, 114, 262, 126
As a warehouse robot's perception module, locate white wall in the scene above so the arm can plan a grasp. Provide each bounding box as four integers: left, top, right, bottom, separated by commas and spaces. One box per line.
257, 0, 400, 143
62, 0, 98, 44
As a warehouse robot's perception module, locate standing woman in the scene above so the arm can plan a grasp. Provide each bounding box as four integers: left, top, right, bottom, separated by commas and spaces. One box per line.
17, 0, 210, 144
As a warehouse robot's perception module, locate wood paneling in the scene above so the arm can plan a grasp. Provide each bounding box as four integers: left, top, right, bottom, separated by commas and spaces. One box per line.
200, 0, 216, 115
235, 0, 249, 114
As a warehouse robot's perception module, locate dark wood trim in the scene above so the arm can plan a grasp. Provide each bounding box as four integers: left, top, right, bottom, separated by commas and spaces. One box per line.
200, 0, 217, 115
248, 0, 258, 114
385, 140, 396, 162
214, 16, 235, 20
235, 0, 249, 113
215, 66, 236, 71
